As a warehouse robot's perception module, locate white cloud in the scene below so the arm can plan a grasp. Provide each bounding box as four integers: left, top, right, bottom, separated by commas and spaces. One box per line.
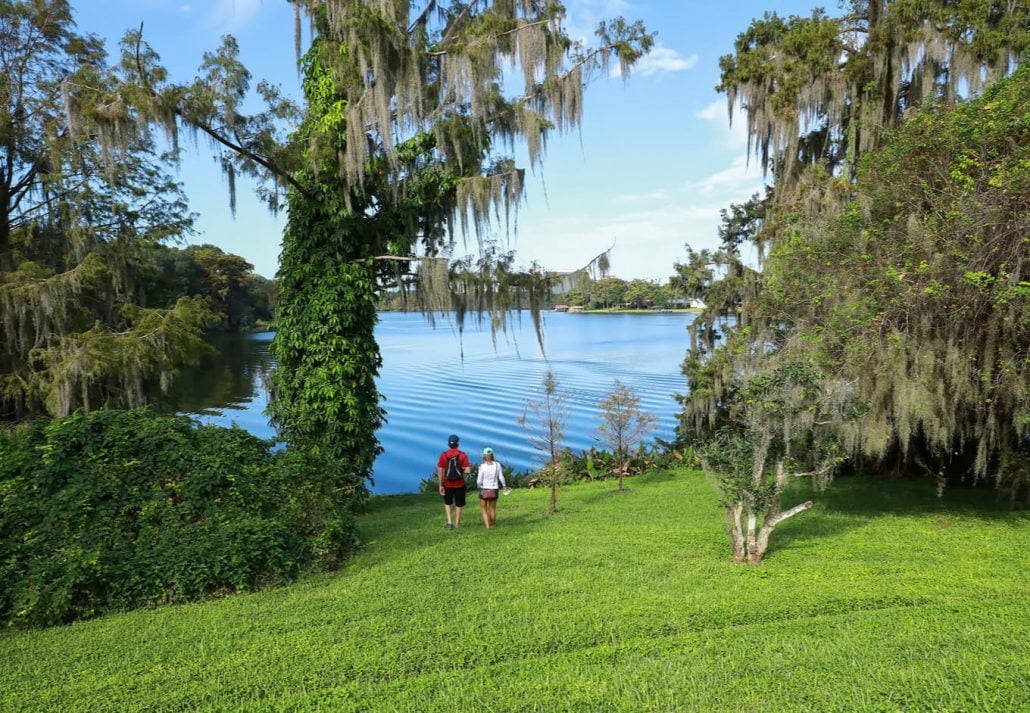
207, 0, 262, 29
517, 187, 761, 281
516, 151, 772, 280
615, 189, 670, 204
516, 200, 728, 281
684, 155, 765, 198
695, 100, 724, 121
636, 47, 698, 76
696, 99, 750, 149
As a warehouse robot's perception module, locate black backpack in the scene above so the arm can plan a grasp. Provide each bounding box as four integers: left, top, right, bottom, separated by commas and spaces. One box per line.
445, 453, 464, 482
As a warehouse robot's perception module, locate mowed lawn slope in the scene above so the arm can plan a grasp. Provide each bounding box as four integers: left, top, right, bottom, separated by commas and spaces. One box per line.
1, 471, 1027, 712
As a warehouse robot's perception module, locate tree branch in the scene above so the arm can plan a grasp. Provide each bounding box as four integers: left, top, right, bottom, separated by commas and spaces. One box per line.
133, 24, 315, 201
790, 462, 837, 478
767, 500, 813, 528
426, 17, 550, 56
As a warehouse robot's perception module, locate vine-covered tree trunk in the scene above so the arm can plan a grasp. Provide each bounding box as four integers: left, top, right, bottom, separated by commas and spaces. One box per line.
105, 1, 651, 505
270, 195, 384, 497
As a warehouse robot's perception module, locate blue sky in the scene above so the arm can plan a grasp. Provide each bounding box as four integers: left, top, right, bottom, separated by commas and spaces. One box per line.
74, 0, 821, 281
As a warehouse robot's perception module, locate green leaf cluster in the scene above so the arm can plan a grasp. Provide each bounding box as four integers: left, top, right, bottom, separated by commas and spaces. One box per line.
685, 3, 1029, 498
757, 66, 1029, 488
0, 409, 357, 627
0, 1, 228, 421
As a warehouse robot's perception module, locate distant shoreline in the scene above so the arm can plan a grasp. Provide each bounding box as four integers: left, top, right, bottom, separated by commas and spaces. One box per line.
376, 307, 703, 314
574, 308, 701, 314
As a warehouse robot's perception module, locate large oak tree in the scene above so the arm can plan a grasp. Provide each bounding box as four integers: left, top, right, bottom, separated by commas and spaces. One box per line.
89, 1, 652, 499
681, 1, 1029, 520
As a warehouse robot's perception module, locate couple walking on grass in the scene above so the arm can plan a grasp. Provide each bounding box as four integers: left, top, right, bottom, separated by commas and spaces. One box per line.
437, 434, 508, 530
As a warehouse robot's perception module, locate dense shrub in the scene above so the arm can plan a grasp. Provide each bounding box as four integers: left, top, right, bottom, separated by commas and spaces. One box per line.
416, 445, 693, 493
560, 445, 692, 482
0, 410, 357, 627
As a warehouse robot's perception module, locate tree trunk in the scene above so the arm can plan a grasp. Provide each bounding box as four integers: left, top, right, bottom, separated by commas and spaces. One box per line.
549, 434, 558, 513
745, 507, 758, 562
750, 500, 814, 564
728, 502, 745, 562
549, 462, 558, 513
0, 182, 12, 272
269, 195, 385, 497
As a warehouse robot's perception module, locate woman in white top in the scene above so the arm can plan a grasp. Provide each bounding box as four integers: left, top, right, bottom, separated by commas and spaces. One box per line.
476, 447, 506, 528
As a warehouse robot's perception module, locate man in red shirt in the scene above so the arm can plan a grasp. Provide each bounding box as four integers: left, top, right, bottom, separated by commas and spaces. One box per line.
437, 434, 471, 529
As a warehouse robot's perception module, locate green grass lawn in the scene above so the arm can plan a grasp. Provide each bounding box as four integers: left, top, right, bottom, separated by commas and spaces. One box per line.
1, 471, 1027, 712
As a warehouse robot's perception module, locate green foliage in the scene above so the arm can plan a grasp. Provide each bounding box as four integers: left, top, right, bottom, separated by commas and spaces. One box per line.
0, 474, 1026, 711
519, 370, 571, 513
0, 1, 215, 421
0, 409, 357, 627
144, 244, 275, 331
597, 379, 658, 490
556, 275, 674, 310
686, 6, 1029, 495
559, 444, 682, 483
669, 245, 714, 301
718, 1, 1029, 186
756, 66, 1030, 487
269, 191, 385, 502
701, 430, 776, 511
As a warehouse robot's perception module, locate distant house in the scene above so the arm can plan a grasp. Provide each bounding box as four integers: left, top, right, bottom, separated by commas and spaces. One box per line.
553, 304, 569, 312
668, 297, 706, 309
568, 305, 585, 313
547, 269, 591, 295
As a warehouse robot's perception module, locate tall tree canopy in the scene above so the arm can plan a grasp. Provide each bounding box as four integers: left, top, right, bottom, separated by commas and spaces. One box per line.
718, 0, 1029, 188
0, 0, 215, 420
85, 1, 652, 497
681, 1, 1029, 498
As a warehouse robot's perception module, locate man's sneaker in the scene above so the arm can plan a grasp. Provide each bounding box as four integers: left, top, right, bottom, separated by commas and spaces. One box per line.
445, 522, 454, 529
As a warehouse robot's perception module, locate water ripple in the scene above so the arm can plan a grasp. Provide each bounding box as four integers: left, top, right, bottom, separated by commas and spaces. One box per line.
188, 311, 695, 494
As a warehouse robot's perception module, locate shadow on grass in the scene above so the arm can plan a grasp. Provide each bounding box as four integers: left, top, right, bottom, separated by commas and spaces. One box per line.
766, 474, 1027, 558
807, 474, 1025, 520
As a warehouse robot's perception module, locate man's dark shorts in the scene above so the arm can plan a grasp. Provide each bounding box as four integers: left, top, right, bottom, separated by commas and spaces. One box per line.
443, 485, 467, 507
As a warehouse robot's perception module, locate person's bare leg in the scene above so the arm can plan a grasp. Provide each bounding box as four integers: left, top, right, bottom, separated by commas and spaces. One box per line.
480, 498, 491, 528
488, 499, 498, 525
444, 503, 452, 527
454, 506, 463, 528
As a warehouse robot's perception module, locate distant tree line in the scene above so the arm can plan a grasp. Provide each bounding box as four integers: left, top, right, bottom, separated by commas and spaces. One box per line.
554, 275, 694, 310
146, 243, 276, 333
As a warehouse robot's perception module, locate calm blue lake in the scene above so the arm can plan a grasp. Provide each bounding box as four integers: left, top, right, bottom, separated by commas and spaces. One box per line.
178, 311, 695, 493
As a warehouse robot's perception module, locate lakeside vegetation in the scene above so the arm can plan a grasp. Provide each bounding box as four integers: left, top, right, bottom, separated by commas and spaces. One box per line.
0, 11, 1027, 711
1, 472, 1026, 712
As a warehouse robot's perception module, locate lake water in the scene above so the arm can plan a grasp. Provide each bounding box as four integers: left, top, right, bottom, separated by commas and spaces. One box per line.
177, 311, 695, 494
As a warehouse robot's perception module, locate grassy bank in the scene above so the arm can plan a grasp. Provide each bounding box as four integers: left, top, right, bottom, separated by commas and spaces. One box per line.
1, 471, 1027, 712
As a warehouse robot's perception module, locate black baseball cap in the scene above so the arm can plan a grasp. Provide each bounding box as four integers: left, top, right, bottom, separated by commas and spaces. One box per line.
448, 434, 459, 446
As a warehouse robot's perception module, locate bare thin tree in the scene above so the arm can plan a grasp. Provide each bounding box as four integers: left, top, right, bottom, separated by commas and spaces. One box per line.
518, 371, 570, 514
597, 379, 658, 491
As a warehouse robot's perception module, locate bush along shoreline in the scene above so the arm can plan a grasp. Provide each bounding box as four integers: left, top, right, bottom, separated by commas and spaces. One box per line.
417, 444, 690, 494
0, 409, 357, 628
